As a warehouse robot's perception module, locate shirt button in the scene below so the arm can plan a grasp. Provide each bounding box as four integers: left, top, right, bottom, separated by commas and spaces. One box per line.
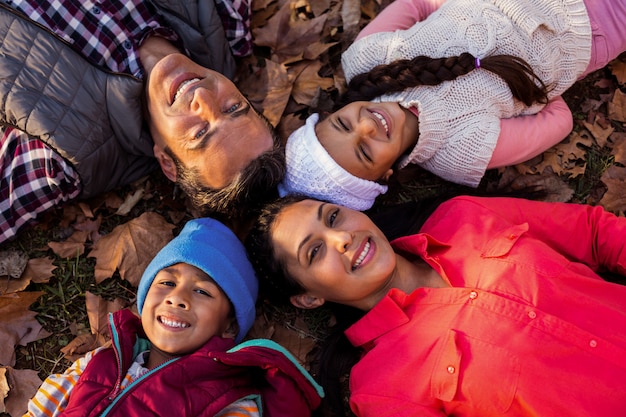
528, 311, 537, 319
469, 291, 478, 300
447, 366, 455, 374
589, 340, 597, 348
508, 234, 517, 240
123, 40, 132, 49
92, 6, 101, 14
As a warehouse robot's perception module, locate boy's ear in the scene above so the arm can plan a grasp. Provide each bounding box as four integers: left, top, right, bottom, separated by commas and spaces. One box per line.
221, 318, 239, 340
290, 294, 325, 309
380, 168, 394, 183
153, 144, 177, 182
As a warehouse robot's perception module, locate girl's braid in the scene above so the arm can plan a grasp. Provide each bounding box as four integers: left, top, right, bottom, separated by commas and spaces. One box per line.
337, 52, 549, 109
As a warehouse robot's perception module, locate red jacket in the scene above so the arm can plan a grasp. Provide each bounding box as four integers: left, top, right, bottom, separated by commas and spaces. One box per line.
60, 309, 322, 417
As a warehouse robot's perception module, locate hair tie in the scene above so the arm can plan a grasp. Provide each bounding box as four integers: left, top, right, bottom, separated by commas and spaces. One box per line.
475, 57, 481, 69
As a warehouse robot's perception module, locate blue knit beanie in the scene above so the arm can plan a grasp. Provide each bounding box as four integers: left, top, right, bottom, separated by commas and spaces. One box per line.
136, 218, 258, 343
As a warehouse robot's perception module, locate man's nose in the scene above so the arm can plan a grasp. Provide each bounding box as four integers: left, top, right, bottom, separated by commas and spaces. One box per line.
191, 88, 217, 115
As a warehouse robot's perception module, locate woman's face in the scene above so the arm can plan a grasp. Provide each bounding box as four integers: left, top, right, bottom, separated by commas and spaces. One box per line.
271, 199, 399, 310
315, 101, 419, 181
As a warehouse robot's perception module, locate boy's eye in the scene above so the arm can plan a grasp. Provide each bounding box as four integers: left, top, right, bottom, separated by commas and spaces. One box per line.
195, 288, 211, 297
159, 281, 175, 287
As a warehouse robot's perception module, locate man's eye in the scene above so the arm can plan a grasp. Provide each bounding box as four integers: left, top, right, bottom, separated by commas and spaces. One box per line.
226, 103, 241, 113
195, 124, 208, 140
338, 118, 349, 131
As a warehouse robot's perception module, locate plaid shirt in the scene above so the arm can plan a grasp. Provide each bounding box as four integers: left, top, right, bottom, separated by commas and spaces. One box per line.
0, 0, 251, 244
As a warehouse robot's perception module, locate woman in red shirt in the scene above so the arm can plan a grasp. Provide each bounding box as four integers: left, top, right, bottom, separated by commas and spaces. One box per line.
246, 195, 626, 417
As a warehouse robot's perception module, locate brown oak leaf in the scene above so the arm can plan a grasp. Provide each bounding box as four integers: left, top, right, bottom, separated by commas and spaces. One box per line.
88, 212, 175, 286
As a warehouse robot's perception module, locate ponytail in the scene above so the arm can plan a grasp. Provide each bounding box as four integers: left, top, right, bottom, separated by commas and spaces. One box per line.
337, 52, 549, 108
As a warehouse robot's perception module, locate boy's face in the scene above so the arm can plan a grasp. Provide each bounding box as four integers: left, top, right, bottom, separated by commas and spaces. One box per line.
141, 263, 235, 359
315, 101, 419, 182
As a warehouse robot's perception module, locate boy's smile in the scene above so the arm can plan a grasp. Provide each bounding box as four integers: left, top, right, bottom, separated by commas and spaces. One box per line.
141, 262, 234, 367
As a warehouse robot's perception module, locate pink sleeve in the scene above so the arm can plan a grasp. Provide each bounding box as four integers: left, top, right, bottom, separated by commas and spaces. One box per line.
487, 96, 573, 168
356, 0, 448, 40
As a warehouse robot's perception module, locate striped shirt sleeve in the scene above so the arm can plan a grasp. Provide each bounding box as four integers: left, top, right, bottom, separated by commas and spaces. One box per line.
215, 398, 260, 417
23, 348, 104, 417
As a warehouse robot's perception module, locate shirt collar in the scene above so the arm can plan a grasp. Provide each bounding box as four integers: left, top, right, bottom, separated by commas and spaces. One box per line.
345, 289, 411, 348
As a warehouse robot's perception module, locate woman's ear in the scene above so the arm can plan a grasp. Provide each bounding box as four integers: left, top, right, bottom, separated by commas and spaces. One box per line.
153, 144, 177, 182
290, 294, 325, 309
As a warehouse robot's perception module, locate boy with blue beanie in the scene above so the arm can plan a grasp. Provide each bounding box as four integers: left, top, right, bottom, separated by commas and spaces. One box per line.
25, 218, 323, 417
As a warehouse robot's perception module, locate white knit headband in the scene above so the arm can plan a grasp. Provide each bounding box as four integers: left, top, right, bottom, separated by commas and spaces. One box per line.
278, 113, 388, 211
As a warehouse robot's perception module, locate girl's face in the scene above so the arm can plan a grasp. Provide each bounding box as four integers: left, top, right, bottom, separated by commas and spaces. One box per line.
142, 263, 234, 364
315, 101, 419, 182
271, 199, 399, 310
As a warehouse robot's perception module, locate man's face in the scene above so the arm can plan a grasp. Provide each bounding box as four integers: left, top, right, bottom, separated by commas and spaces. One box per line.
145, 53, 274, 189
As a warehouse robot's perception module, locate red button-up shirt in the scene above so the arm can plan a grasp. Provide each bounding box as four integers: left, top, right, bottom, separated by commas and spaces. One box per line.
346, 196, 626, 417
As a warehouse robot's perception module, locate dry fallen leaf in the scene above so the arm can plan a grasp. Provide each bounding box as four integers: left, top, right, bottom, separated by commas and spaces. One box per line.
609, 59, 626, 86
88, 212, 175, 286
1, 366, 42, 417
608, 89, 626, 123
599, 165, 626, 214
85, 291, 128, 338
0, 367, 8, 413
0, 251, 28, 279
0, 292, 49, 366
116, 188, 145, 216
48, 230, 90, 259
291, 60, 336, 106
60, 333, 108, 362
253, 2, 328, 65
0, 257, 56, 295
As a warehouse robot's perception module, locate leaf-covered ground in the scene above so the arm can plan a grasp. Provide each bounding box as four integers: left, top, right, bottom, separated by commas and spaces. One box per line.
1, 1, 625, 415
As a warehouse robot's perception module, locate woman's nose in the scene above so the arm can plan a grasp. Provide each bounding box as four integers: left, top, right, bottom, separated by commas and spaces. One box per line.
330, 230, 352, 253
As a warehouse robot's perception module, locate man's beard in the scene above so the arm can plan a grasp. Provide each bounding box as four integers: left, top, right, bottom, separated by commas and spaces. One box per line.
169, 143, 285, 220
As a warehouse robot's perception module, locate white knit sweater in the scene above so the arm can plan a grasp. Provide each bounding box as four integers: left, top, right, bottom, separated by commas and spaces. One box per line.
341, 0, 591, 186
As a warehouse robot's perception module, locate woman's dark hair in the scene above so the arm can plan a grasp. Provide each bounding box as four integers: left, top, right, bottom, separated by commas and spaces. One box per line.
337, 52, 549, 109
244, 194, 312, 305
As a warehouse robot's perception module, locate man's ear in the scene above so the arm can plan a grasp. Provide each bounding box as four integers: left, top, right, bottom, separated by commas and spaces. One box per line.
153, 144, 177, 182
290, 294, 325, 309
380, 168, 394, 183
221, 318, 239, 340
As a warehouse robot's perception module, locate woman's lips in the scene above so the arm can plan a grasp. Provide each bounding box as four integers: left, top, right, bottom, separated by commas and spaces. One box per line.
352, 238, 373, 270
